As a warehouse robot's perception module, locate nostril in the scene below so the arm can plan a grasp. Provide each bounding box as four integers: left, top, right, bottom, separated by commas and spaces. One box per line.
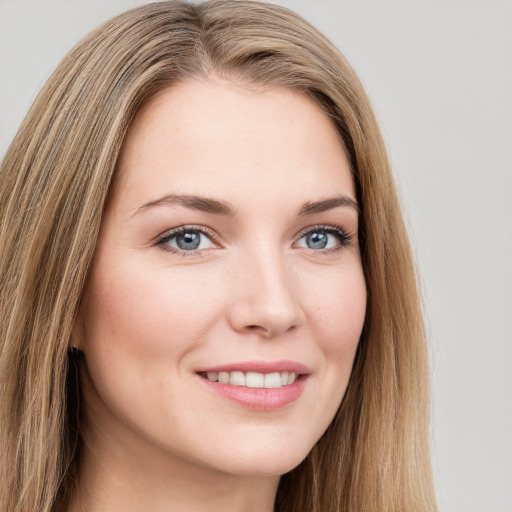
245, 323, 297, 336
245, 324, 270, 335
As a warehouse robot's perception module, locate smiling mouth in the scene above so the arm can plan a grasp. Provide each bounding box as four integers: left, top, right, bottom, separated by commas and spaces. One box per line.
198, 370, 298, 389
196, 363, 309, 410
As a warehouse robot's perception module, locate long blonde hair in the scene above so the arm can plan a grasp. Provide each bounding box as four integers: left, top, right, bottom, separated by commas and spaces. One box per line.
0, 1, 437, 510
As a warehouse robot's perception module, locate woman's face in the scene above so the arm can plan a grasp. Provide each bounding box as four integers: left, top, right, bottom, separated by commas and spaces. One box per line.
76, 79, 367, 478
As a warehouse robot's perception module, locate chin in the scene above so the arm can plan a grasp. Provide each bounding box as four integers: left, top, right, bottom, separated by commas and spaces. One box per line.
198, 440, 314, 478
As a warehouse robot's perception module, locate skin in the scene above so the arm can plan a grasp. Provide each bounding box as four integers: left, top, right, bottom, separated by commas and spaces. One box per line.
71, 78, 367, 512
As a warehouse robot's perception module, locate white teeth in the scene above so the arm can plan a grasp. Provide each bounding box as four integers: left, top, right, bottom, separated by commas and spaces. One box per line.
264, 372, 282, 388
218, 371, 230, 384
245, 372, 264, 388
204, 370, 299, 388
207, 372, 218, 382
229, 371, 246, 386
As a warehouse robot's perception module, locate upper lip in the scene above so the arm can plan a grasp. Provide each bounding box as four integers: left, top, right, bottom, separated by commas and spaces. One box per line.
196, 360, 310, 375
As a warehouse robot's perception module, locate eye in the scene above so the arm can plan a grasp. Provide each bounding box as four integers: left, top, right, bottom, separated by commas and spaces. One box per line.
156, 226, 218, 254
294, 226, 351, 252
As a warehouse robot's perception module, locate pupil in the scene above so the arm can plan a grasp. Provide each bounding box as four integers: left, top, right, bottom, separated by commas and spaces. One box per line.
177, 231, 200, 250
307, 231, 328, 249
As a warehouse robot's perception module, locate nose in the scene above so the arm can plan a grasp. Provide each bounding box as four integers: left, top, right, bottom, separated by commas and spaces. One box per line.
227, 249, 305, 338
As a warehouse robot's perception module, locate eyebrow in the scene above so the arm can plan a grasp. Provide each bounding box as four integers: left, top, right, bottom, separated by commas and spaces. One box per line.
135, 194, 237, 217
135, 193, 359, 217
297, 195, 359, 216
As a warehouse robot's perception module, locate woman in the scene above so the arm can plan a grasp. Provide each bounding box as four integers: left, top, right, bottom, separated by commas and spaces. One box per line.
0, 1, 437, 511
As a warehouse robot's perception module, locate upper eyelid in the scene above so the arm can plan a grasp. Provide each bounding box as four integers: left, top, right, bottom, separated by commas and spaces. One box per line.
296, 224, 346, 235
294, 224, 352, 241
159, 225, 219, 240
156, 225, 222, 251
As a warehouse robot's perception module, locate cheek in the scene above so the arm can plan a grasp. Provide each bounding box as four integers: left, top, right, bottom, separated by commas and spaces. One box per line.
78, 255, 226, 431
82, 258, 220, 360
305, 262, 366, 403
287, 262, 366, 445
305, 265, 367, 356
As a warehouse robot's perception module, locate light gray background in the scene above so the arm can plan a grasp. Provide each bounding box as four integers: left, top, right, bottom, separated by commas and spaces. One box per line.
1, 1, 511, 511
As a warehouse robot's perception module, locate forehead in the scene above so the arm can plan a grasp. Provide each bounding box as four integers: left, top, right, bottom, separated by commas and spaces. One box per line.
113, 79, 355, 213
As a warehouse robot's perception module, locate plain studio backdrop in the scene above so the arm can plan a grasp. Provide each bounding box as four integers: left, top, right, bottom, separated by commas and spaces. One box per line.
0, 1, 511, 511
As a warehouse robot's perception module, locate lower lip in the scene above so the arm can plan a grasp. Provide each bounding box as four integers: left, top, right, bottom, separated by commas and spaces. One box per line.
198, 375, 308, 410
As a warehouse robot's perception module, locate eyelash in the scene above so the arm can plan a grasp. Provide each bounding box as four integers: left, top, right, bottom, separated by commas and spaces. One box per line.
296, 224, 353, 254
156, 224, 353, 256
156, 225, 220, 257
